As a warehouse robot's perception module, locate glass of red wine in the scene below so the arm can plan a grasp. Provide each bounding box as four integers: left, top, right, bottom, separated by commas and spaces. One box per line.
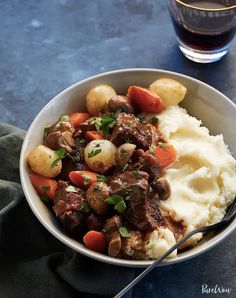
167, 0, 236, 63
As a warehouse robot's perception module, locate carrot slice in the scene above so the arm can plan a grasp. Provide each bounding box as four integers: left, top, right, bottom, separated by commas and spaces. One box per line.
147, 143, 177, 168
83, 230, 106, 252
127, 86, 165, 113
29, 172, 58, 200
85, 130, 104, 141
69, 170, 98, 189
69, 113, 90, 129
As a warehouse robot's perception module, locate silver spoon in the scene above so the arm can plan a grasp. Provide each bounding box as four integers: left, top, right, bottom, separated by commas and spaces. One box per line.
114, 198, 236, 298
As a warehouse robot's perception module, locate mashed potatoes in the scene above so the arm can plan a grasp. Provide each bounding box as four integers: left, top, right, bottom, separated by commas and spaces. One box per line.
145, 105, 236, 257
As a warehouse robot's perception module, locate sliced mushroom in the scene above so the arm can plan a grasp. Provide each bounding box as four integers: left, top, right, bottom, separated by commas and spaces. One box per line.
115, 143, 136, 167
62, 131, 75, 148
152, 177, 171, 200
47, 120, 75, 135
103, 215, 123, 243
108, 232, 122, 257
108, 95, 134, 114
44, 131, 75, 153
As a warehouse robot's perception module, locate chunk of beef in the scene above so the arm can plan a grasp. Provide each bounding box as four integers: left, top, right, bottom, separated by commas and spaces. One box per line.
53, 181, 89, 235
110, 113, 160, 150
127, 149, 163, 180
110, 171, 163, 231
86, 213, 105, 231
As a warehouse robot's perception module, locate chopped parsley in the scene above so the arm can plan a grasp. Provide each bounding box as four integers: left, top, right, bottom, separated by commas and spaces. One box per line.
114, 200, 126, 213
59, 114, 70, 122
138, 115, 146, 123
93, 183, 102, 192
151, 116, 159, 125
39, 185, 51, 191
120, 148, 126, 157
84, 175, 91, 185
43, 125, 50, 139
149, 146, 155, 156
158, 142, 168, 150
105, 194, 127, 213
96, 175, 107, 183
81, 202, 91, 213
87, 117, 103, 131
114, 108, 122, 118
100, 114, 117, 139
119, 227, 133, 238
88, 148, 102, 158
105, 194, 123, 205
51, 148, 66, 167
53, 121, 62, 131
65, 185, 77, 193
125, 137, 132, 144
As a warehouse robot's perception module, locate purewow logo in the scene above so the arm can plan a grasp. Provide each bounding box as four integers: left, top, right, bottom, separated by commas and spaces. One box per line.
201, 284, 231, 294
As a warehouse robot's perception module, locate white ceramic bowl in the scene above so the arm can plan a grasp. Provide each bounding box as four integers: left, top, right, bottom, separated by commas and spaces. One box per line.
20, 69, 236, 267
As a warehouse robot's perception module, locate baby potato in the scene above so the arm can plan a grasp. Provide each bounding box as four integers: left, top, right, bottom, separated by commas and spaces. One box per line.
86, 84, 117, 115
27, 145, 62, 178
84, 140, 117, 173
149, 78, 187, 106
86, 182, 110, 215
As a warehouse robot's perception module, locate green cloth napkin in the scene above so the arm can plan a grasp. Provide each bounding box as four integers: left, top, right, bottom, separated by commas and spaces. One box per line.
0, 123, 135, 298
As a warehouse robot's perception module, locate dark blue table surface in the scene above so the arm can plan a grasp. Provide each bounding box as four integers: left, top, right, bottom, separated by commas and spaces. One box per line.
1, 1, 235, 297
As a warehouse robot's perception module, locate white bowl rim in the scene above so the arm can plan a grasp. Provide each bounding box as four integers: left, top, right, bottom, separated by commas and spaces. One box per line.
20, 68, 236, 267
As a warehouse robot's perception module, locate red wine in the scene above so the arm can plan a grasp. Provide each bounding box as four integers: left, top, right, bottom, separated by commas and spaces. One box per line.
169, 1, 236, 51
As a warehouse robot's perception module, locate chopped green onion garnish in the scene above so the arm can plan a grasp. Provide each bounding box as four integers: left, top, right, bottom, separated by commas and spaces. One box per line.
105, 194, 123, 205
43, 125, 50, 139
96, 175, 107, 183
88, 148, 102, 158
114, 108, 122, 118
120, 148, 126, 156
84, 175, 91, 185
81, 202, 91, 213
151, 116, 159, 125
114, 200, 126, 213
158, 142, 168, 150
59, 114, 70, 122
119, 227, 133, 237
149, 146, 155, 156
39, 185, 51, 191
